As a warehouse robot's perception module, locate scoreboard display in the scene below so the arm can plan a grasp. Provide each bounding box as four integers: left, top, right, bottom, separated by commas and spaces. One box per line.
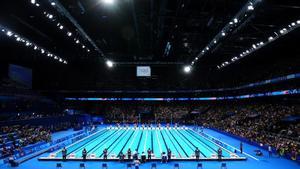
136, 66, 151, 77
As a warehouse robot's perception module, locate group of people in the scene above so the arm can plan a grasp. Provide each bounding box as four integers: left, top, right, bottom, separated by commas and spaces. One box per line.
198, 104, 299, 160
0, 125, 51, 158
61, 147, 208, 163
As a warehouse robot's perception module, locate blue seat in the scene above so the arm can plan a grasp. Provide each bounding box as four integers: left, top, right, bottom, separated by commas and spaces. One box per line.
174, 163, 179, 169
127, 163, 132, 169
197, 163, 203, 169
102, 163, 108, 169
79, 163, 85, 169
151, 163, 157, 169
221, 163, 227, 169
56, 163, 62, 169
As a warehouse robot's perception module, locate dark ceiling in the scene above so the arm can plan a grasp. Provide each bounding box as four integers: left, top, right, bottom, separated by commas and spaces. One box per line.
0, 0, 299, 91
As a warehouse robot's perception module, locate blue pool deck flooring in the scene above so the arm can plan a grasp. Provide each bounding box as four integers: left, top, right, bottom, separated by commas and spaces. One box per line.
1, 127, 299, 169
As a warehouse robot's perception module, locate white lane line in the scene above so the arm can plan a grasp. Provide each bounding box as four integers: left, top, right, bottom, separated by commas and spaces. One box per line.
144, 129, 148, 152
155, 129, 162, 153
108, 129, 130, 154
128, 129, 140, 148
189, 129, 233, 155
197, 129, 259, 161
54, 128, 106, 154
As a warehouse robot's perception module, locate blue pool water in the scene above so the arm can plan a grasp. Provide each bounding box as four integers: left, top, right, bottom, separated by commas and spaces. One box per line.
53, 127, 238, 160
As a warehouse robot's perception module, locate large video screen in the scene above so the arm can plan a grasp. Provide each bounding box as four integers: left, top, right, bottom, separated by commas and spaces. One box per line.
136, 66, 151, 77
8, 64, 32, 88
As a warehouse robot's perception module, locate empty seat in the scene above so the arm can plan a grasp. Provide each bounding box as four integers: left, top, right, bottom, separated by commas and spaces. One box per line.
56, 163, 62, 169
221, 163, 227, 169
197, 163, 203, 169
102, 163, 108, 169
151, 163, 157, 169
174, 163, 179, 169
79, 163, 85, 169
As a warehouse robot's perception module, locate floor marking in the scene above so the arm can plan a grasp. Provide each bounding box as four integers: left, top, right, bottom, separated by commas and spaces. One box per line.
54, 128, 105, 154
198, 129, 259, 161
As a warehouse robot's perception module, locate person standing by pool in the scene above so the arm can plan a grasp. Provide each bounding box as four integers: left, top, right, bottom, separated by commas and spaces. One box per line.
195, 147, 200, 160
82, 148, 87, 161
127, 148, 132, 159
217, 148, 222, 161
147, 148, 152, 160
161, 152, 167, 163
119, 151, 125, 162
133, 149, 139, 160
240, 142, 243, 154
268, 145, 272, 157
167, 148, 172, 161
103, 148, 108, 160
62, 147, 67, 161
141, 152, 146, 163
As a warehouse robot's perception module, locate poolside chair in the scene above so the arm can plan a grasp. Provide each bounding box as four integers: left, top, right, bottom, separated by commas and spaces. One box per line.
102, 163, 108, 169
79, 163, 85, 169
197, 163, 203, 169
127, 163, 132, 169
151, 163, 157, 169
221, 163, 227, 169
56, 163, 62, 169
174, 163, 179, 169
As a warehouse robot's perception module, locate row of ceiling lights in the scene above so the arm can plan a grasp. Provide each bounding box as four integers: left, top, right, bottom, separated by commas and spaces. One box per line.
1, 26, 68, 64
217, 19, 300, 69
183, 0, 261, 73
30, 0, 91, 53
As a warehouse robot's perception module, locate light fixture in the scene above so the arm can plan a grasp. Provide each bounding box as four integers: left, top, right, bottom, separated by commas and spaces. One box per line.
247, 5, 254, 11
59, 25, 63, 30
268, 36, 273, 41
6, 31, 13, 36
102, 0, 115, 5
184, 66, 191, 73
221, 32, 226, 36
233, 18, 238, 23
51, 2, 56, 6
31, 0, 36, 4
67, 32, 72, 36
106, 60, 114, 68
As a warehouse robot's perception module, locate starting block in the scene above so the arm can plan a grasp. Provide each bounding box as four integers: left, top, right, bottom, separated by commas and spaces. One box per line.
68, 153, 76, 159
49, 153, 56, 158
89, 153, 96, 159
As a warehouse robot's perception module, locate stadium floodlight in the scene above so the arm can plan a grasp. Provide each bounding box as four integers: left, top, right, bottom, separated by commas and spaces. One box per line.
184, 66, 191, 73
247, 5, 254, 11
67, 32, 72, 36
106, 60, 114, 68
268, 36, 274, 41
31, 0, 36, 4
59, 25, 63, 30
51, 2, 56, 6
221, 32, 226, 36
233, 18, 238, 23
102, 0, 115, 5
6, 31, 13, 36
